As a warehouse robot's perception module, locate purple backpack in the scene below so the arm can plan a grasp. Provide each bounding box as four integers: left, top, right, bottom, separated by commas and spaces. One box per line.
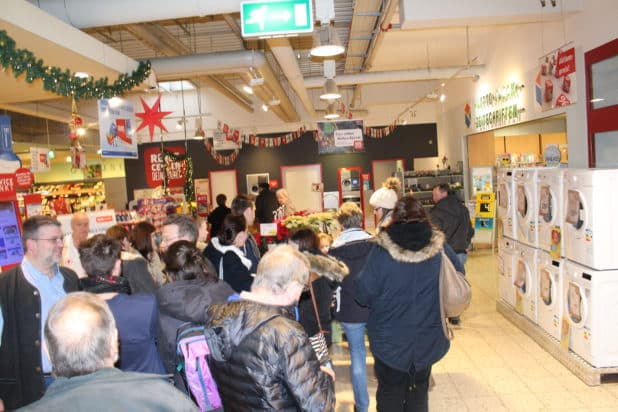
176, 323, 223, 412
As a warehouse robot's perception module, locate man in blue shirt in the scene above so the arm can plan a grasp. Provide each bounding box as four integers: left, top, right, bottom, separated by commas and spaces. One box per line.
0, 215, 79, 410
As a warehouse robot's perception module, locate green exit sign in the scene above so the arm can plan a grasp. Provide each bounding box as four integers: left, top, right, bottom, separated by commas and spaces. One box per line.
241, 0, 313, 38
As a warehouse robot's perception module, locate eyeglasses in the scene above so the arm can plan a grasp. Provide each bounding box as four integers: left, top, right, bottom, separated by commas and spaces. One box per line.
32, 237, 64, 243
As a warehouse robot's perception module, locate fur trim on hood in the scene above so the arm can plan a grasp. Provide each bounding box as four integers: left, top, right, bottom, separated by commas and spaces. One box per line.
374, 225, 445, 263
303, 252, 349, 283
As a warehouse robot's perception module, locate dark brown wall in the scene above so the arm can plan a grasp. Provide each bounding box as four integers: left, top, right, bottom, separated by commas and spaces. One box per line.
124, 123, 438, 200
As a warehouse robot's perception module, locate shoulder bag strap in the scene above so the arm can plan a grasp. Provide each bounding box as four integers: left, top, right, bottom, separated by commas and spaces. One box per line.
439, 251, 455, 340
308, 276, 326, 334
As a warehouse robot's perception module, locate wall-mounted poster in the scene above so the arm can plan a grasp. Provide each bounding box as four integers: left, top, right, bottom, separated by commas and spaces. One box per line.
317, 120, 364, 154
471, 167, 493, 195
534, 45, 577, 112
98, 98, 138, 158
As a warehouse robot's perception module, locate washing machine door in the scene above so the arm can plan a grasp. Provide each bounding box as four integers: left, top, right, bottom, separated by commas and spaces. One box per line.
498, 182, 509, 210
513, 255, 532, 297
565, 189, 587, 231
538, 184, 556, 226
516, 183, 533, 233
566, 280, 588, 328
539, 267, 557, 308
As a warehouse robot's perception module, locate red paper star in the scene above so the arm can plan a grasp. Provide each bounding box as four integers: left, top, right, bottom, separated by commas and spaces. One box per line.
135, 96, 173, 141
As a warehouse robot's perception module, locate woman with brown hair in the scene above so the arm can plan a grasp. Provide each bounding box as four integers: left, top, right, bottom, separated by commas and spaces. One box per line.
132, 221, 165, 286
356, 195, 463, 412
156, 241, 234, 379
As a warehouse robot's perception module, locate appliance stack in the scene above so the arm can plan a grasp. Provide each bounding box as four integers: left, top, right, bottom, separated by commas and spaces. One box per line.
497, 167, 618, 368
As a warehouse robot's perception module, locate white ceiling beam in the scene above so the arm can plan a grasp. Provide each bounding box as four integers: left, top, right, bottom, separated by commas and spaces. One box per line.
29, 0, 243, 28
399, 0, 584, 30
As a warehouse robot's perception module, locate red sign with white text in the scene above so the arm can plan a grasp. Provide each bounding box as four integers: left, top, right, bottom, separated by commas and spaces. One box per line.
0, 174, 17, 201
143, 146, 187, 188
15, 167, 34, 190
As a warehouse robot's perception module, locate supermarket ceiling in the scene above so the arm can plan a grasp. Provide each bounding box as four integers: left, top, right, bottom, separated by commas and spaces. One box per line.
1, 0, 583, 151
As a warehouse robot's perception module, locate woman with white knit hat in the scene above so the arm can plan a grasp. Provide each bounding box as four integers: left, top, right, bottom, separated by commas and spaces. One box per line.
369, 177, 401, 232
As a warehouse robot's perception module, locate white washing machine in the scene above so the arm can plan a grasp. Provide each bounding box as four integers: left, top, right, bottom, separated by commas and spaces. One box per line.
563, 260, 618, 367
513, 168, 539, 247
513, 241, 539, 324
564, 169, 618, 270
497, 169, 516, 240
498, 237, 517, 307
537, 168, 565, 256
537, 251, 563, 341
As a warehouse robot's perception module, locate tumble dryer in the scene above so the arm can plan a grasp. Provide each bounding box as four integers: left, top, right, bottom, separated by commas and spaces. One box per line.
513, 241, 539, 324
563, 260, 618, 367
537, 168, 565, 257
497, 169, 516, 240
498, 237, 517, 307
564, 169, 618, 270
514, 168, 539, 247
537, 251, 563, 341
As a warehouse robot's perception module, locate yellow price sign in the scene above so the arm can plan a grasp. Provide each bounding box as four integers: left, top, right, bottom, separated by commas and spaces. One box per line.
475, 192, 495, 218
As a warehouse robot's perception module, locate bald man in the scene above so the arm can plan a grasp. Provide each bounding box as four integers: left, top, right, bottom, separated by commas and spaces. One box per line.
61, 212, 90, 278
19, 292, 198, 412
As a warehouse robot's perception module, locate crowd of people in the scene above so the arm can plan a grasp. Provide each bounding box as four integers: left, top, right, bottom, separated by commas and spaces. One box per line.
0, 179, 473, 412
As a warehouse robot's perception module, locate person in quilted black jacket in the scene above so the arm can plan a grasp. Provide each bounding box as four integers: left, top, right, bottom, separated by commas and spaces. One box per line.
204, 245, 335, 412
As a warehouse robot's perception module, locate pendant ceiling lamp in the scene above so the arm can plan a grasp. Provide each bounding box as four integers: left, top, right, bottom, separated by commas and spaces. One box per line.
324, 103, 340, 119
310, 25, 345, 57
320, 78, 341, 100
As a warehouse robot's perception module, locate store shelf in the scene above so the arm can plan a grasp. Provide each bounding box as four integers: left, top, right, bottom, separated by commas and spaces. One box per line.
34, 182, 106, 215
496, 300, 618, 386
398, 172, 465, 208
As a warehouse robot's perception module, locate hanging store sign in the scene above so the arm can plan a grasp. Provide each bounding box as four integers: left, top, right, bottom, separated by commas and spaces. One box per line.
534, 45, 577, 112
241, 0, 313, 38
474, 82, 524, 131
98, 98, 138, 159
317, 120, 364, 155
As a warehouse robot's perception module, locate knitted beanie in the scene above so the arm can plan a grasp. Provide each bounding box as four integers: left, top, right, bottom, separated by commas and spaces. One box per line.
369, 187, 398, 210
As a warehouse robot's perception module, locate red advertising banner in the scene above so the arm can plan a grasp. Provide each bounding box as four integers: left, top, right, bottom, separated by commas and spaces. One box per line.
143, 146, 187, 188
0, 174, 17, 201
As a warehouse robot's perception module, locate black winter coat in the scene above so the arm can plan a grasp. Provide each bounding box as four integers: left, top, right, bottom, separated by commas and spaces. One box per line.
204, 300, 335, 411
156, 278, 234, 376
329, 239, 373, 323
430, 195, 475, 253
356, 223, 464, 372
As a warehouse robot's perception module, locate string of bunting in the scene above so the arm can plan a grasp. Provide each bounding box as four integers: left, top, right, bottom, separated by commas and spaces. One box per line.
204, 140, 240, 166
364, 125, 397, 139
0, 29, 151, 100
241, 128, 313, 147
162, 150, 194, 202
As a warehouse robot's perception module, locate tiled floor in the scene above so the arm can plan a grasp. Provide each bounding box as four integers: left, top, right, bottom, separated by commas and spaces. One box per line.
331, 250, 618, 411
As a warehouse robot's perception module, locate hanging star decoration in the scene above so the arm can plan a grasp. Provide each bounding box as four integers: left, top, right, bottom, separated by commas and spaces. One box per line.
135, 96, 173, 141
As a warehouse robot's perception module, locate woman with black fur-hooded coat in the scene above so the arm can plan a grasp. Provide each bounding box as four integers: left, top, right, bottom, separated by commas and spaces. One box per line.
356, 195, 464, 412
289, 228, 349, 347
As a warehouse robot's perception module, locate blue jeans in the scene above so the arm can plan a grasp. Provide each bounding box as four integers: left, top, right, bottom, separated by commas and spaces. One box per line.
341, 322, 369, 412
456, 252, 468, 269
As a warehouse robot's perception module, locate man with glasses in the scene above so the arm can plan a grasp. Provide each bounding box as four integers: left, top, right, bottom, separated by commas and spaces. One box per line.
0, 215, 80, 410
159, 214, 199, 254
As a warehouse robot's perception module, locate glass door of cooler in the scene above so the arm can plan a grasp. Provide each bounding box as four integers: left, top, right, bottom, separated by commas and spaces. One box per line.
586, 38, 618, 167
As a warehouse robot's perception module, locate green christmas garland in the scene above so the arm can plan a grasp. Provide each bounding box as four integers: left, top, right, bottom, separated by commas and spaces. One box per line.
163, 150, 194, 203
0, 30, 151, 100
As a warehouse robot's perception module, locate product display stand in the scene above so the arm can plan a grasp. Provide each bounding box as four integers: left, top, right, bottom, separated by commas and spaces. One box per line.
496, 300, 618, 386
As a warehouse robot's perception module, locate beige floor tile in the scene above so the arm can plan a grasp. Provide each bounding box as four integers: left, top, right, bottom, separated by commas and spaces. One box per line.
537, 390, 588, 409
499, 393, 545, 412
462, 396, 509, 412
429, 398, 471, 412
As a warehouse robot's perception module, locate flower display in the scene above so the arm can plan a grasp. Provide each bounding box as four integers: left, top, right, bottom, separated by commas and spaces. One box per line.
276, 210, 338, 241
